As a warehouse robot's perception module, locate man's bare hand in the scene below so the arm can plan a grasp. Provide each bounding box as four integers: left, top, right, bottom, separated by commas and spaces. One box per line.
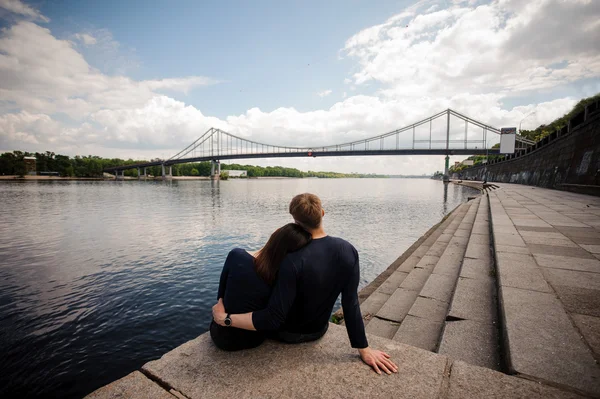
212, 298, 226, 326
358, 347, 398, 375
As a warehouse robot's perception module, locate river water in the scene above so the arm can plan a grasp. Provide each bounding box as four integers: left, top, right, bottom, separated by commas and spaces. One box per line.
0, 178, 477, 398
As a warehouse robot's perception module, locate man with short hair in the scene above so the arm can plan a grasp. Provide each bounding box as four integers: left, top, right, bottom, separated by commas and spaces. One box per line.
213, 193, 397, 374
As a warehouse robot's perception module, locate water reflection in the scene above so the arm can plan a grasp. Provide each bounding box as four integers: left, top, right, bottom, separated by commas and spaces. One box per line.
0, 179, 478, 398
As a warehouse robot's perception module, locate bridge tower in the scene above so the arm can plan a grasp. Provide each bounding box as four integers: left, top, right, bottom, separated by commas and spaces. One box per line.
210, 160, 221, 180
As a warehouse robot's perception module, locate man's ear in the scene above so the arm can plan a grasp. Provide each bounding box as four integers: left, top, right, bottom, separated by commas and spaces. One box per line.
322, 208, 325, 217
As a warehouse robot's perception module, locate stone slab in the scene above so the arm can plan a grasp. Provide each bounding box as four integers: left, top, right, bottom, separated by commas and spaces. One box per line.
512, 218, 553, 228
448, 277, 496, 324
427, 241, 449, 257
572, 236, 600, 245
377, 271, 409, 295
437, 233, 454, 243
438, 320, 500, 370
494, 244, 530, 254
85, 371, 174, 399
555, 226, 600, 239
376, 288, 418, 323
360, 291, 390, 319
431, 255, 462, 277
454, 229, 471, 238
392, 315, 443, 351
365, 316, 399, 339
528, 244, 596, 259
492, 224, 520, 235
471, 223, 489, 235
447, 360, 585, 399
414, 255, 440, 271
543, 268, 600, 291
552, 285, 600, 317
142, 323, 449, 399
493, 232, 527, 247
464, 243, 490, 260
408, 296, 448, 323
518, 231, 573, 240
571, 314, 600, 359
468, 233, 490, 246
399, 267, 432, 292
496, 252, 552, 293
580, 244, 600, 254
522, 235, 578, 247
516, 225, 559, 233
533, 254, 600, 273
420, 273, 456, 304
394, 254, 422, 273
459, 258, 493, 281
500, 286, 600, 396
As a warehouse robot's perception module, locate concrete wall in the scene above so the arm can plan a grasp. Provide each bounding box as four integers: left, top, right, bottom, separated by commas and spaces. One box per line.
461, 106, 600, 195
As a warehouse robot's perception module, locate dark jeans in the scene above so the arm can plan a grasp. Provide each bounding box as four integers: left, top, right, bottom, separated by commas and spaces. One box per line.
269, 322, 329, 344
210, 320, 265, 351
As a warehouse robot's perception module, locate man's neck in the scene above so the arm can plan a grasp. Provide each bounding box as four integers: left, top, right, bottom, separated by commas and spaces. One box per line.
309, 227, 327, 239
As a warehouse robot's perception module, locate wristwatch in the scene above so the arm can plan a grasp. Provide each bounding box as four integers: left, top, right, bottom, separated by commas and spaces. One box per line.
224, 314, 232, 327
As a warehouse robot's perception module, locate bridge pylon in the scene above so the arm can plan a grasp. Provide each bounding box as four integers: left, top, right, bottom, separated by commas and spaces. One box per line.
161, 164, 173, 180
210, 160, 221, 180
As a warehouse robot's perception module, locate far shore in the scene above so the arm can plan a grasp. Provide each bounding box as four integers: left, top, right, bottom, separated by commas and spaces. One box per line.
0, 175, 432, 181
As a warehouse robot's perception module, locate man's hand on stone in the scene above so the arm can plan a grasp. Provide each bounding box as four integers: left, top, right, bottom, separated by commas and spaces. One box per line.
212, 298, 226, 326
358, 347, 398, 375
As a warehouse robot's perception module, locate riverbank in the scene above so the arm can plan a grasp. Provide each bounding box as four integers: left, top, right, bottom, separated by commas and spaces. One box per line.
0, 175, 105, 181
87, 183, 599, 398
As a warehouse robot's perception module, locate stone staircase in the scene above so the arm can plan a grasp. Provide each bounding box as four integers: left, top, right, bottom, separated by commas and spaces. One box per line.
360, 198, 488, 355
355, 186, 600, 397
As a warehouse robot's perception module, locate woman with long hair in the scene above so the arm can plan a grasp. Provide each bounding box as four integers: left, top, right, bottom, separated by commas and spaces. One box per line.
210, 223, 312, 351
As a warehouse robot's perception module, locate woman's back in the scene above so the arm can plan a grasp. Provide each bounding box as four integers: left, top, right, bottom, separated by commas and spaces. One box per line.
219, 248, 272, 314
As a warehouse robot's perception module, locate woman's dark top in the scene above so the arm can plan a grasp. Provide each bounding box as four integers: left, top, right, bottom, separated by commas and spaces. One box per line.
211, 248, 271, 351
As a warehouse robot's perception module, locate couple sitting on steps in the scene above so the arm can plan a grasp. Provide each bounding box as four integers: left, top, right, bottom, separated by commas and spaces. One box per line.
211, 193, 398, 375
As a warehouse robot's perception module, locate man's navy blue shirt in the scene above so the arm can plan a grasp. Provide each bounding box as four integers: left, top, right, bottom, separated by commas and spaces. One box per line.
252, 236, 368, 349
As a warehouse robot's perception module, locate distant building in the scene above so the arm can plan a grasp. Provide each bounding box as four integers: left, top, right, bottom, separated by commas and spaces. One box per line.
222, 170, 247, 178
24, 156, 36, 175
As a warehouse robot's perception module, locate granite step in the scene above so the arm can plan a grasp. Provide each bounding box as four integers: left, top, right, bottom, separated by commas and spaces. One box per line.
86, 322, 587, 399
360, 202, 471, 328
438, 194, 501, 370
489, 190, 600, 396
391, 198, 480, 351
363, 201, 475, 338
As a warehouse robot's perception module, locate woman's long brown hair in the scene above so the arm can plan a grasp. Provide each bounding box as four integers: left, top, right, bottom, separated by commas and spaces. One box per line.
254, 223, 312, 285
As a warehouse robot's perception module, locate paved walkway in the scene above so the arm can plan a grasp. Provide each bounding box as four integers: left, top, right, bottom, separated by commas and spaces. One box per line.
86, 183, 600, 398
490, 183, 600, 394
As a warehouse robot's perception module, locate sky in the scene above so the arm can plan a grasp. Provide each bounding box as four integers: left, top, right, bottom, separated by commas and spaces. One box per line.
0, 0, 599, 174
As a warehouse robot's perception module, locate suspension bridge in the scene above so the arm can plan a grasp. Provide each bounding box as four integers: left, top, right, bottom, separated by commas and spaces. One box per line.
105, 109, 534, 179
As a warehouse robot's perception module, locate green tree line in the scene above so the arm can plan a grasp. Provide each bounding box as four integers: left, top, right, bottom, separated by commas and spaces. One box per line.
0, 151, 387, 179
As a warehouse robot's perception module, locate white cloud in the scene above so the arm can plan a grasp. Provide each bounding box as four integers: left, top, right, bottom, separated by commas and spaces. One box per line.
74, 33, 97, 46
0, 21, 218, 120
343, 0, 600, 98
0, 0, 597, 175
0, 0, 48, 22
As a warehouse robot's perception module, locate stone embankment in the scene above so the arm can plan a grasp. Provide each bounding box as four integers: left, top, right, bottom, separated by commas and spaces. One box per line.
87, 183, 600, 398
461, 100, 600, 196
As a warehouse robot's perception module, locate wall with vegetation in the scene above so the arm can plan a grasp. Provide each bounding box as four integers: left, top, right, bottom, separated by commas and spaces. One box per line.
461, 110, 600, 194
